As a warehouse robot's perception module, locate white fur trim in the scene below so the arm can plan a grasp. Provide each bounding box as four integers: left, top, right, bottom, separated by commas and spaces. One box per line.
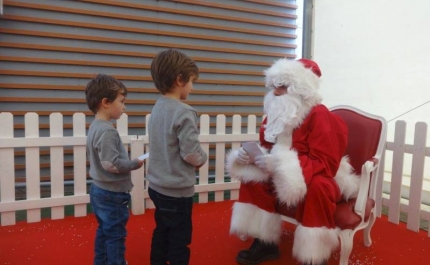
273, 129, 293, 147
334, 156, 360, 200
270, 145, 307, 207
293, 225, 340, 264
230, 202, 282, 244
225, 149, 270, 183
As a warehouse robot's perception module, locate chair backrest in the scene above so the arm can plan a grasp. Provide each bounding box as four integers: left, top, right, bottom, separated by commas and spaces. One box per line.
330, 106, 387, 175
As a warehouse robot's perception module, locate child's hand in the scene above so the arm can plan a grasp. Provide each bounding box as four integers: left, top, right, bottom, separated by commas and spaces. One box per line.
136, 158, 145, 169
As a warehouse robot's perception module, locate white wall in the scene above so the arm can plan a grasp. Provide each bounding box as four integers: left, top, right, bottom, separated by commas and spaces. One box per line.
312, 0, 430, 185
313, 0, 430, 144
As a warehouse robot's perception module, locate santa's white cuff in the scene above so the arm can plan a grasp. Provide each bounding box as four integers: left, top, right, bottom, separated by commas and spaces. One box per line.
293, 225, 340, 264
271, 146, 307, 207
226, 149, 270, 183
230, 202, 282, 244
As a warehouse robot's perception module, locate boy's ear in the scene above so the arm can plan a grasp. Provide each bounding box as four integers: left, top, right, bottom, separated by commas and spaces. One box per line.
100, 98, 110, 109
175, 74, 185, 87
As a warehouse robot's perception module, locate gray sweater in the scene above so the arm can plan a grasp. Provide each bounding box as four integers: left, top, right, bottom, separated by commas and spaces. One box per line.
147, 96, 208, 197
87, 119, 138, 192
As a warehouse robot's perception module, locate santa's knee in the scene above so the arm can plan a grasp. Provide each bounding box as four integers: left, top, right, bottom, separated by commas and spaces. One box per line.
306, 176, 340, 202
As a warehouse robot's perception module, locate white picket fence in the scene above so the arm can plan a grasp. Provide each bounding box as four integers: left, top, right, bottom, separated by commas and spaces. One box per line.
0, 112, 259, 226
380, 121, 430, 235
0, 112, 430, 238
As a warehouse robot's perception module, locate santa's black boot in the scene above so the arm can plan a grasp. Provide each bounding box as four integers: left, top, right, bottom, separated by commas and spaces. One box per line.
236, 238, 280, 265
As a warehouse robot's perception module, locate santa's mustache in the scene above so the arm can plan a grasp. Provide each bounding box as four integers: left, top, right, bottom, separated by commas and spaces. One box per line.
263, 91, 302, 143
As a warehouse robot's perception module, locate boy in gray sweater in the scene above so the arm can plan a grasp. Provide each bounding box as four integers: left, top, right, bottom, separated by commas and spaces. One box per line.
147, 49, 208, 265
85, 74, 144, 265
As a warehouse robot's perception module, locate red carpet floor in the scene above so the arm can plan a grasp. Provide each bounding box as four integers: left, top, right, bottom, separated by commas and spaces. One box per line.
1, 200, 430, 265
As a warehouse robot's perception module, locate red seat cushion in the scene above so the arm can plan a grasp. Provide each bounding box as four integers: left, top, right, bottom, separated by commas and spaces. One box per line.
334, 198, 375, 229
276, 198, 375, 230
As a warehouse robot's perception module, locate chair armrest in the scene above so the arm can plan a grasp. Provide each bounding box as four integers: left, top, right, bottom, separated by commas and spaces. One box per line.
353, 158, 379, 220
368, 157, 379, 167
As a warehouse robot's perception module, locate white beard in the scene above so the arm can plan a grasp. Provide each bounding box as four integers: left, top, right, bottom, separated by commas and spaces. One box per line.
264, 91, 303, 143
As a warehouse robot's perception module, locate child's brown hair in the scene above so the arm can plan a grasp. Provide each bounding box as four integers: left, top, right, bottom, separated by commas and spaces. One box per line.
85, 74, 127, 114
150, 48, 199, 94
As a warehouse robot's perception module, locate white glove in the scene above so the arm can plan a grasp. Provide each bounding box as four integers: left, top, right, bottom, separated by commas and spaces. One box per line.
255, 154, 276, 174
236, 147, 250, 164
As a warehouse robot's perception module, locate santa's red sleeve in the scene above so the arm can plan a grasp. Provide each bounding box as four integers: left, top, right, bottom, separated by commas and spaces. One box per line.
297, 106, 348, 185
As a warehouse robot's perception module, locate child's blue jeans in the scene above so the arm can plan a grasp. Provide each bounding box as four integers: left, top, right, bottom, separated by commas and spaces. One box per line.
90, 184, 130, 265
148, 187, 193, 265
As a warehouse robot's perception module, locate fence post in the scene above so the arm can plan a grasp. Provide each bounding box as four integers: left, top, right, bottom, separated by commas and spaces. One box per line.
73, 113, 87, 217
117, 113, 128, 136
0, 112, 16, 226
215, 115, 226, 202
230, 115, 242, 200
144, 114, 150, 175
117, 113, 128, 152
407, 122, 427, 232
198, 114, 210, 203
25, 113, 41, 223
50, 113, 65, 220
247, 115, 257, 137
388, 120, 406, 224
143, 114, 154, 209
130, 137, 145, 215
375, 147, 386, 217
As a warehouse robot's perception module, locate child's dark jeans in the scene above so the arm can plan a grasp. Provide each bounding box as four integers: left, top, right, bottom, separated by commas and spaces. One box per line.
148, 187, 193, 265
90, 184, 130, 265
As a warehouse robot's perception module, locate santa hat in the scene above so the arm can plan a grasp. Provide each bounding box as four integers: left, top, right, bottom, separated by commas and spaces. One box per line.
264, 58, 322, 103
297, 58, 322, 77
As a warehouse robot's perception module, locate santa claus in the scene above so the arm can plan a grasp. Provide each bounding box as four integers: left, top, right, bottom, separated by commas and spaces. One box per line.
226, 58, 359, 265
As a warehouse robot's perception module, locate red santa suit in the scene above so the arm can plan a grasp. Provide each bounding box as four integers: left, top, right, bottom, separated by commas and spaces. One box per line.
226, 59, 359, 265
